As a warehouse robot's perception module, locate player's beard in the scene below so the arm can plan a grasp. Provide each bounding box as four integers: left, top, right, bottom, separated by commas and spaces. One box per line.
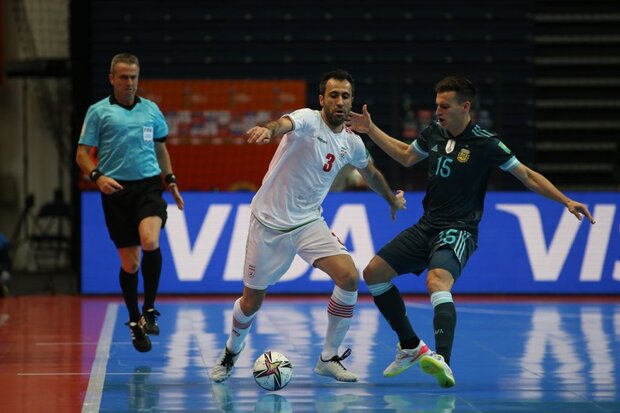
324, 108, 347, 128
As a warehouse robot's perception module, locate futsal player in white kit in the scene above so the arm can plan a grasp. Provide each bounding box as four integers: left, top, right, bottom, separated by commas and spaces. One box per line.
210, 69, 406, 382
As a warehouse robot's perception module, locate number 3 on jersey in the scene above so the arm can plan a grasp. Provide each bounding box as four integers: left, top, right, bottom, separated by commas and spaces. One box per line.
323, 153, 336, 172
436, 156, 453, 178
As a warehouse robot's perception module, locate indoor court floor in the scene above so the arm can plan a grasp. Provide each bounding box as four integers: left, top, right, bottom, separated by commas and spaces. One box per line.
0, 295, 619, 412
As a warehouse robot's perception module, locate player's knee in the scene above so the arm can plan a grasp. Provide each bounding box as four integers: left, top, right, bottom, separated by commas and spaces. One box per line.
335, 268, 359, 291
426, 271, 452, 293
426, 277, 440, 293
363, 263, 382, 285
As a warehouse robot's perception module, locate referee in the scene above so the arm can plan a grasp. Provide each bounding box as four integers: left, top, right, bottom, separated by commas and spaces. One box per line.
76, 53, 184, 352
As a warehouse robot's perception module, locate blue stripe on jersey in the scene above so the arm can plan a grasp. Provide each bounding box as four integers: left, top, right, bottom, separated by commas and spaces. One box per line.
412, 140, 429, 157
472, 125, 495, 138
499, 156, 520, 171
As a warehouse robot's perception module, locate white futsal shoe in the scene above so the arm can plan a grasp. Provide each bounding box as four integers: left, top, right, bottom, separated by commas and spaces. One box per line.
210, 342, 245, 383
383, 340, 431, 377
314, 348, 358, 382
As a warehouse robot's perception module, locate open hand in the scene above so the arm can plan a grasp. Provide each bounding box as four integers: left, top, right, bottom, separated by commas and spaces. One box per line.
390, 190, 407, 220
566, 200, 595, 224
169, 184, 185, 210
346, 104, 372, 134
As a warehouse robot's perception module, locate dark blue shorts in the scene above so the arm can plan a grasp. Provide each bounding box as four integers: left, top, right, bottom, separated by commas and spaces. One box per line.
377, 219, 477, 280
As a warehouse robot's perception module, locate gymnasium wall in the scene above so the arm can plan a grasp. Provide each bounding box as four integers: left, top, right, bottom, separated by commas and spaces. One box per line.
88, 0, 536, 192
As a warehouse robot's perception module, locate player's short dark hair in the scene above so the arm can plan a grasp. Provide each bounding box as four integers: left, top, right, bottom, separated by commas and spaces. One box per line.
319, 69, 354, 96
110, 53, 140, 74
434, 76, 477, 105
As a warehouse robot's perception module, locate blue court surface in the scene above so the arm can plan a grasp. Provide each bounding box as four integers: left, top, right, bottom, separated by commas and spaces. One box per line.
83, 298, 620, 412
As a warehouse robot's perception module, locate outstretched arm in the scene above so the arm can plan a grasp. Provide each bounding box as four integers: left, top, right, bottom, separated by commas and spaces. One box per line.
357, 162, 406, 220
347, 104, 425, 167
510, 163, 595, 223
246, 116, 294, 144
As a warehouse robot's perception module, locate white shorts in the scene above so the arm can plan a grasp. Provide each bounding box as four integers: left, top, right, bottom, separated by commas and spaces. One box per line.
244, 214, 349, 290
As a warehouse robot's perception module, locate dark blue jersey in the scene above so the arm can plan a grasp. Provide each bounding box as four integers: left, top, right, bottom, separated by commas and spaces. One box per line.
412, 122, 520, 235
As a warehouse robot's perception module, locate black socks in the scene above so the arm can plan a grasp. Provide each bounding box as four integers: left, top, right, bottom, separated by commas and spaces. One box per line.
141, 248, 162, 311
119, 247, 162, 322
373, 285, 420, 349
433, 301, 457, 365
119, 268, 140, 322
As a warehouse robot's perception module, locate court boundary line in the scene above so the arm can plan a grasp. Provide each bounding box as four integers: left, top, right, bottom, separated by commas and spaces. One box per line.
81, 303, 118, 413
19, 372, 163, 376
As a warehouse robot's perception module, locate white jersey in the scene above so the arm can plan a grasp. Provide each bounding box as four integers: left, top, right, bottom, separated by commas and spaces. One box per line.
251, 108, 369, 231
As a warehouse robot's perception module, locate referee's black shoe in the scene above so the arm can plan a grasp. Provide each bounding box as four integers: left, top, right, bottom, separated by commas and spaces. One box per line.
142, 308, 160, 336
126, 319, 152, 353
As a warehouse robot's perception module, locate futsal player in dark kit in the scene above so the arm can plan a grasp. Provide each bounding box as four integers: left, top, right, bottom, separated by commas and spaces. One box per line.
346, 75, 595, 387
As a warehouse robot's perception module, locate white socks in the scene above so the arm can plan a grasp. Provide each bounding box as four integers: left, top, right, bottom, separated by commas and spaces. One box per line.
226, 298, 256, 353
322, 286, 357, 359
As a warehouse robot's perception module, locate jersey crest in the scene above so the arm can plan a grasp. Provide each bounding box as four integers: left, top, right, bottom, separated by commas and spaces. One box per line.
457, 148, 470, 163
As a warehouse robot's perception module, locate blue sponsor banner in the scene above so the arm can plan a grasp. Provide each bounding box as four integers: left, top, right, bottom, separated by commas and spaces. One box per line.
82, 192, 620, 294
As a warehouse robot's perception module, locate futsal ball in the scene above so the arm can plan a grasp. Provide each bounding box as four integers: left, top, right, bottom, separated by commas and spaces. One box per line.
253, 351, 293, 391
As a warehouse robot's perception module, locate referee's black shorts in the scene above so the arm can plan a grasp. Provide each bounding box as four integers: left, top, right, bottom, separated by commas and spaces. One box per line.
101, 175, 167, 248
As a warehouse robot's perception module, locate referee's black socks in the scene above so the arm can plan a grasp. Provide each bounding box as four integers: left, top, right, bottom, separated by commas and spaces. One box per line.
119, 268, 140, 322
141, 248, 162, 312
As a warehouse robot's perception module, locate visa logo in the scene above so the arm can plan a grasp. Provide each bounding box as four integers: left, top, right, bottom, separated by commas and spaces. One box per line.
164, 204, 376, 282
160, 198, 619, 286
497, 204, 619, 282
81, 192, 620, 293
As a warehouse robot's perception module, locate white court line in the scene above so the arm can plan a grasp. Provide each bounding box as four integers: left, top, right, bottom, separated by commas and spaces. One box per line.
81, 303, 118, 413
407, 302, 603, 318
408, 302, 537, 316
19, 372, 162, 376
0, 314, 9, 327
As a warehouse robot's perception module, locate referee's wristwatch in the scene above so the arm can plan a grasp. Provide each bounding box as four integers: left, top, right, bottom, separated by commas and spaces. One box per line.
89, 168, 103, 182
164, 173, 177, 185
